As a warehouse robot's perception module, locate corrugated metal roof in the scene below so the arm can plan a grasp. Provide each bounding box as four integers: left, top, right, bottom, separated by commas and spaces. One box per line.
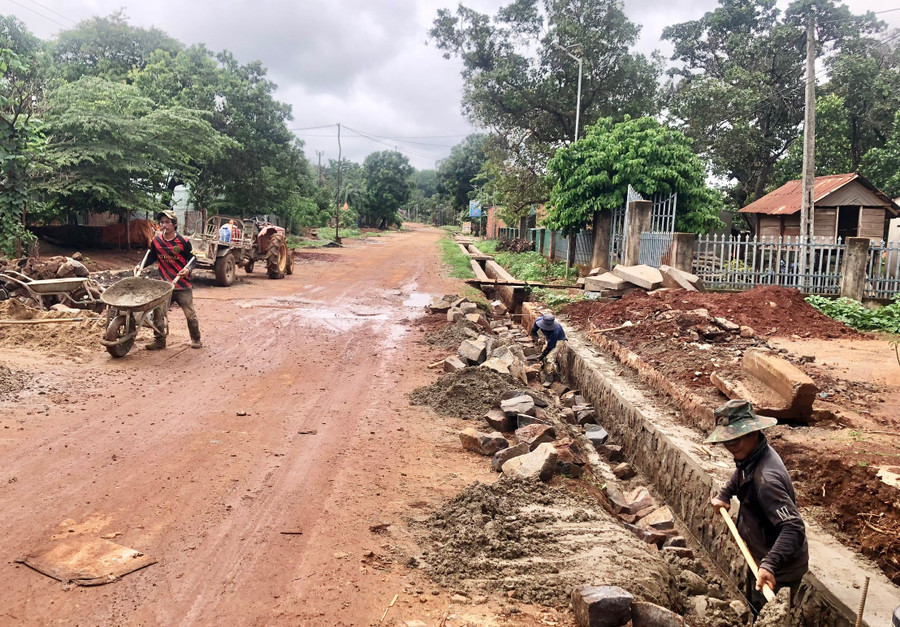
739, 173, 899, 214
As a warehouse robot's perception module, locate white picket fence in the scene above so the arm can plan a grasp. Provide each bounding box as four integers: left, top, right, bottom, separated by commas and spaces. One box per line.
693, 235, 846, 295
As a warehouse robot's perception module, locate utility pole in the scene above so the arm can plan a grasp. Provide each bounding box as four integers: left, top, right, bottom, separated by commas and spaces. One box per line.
335, 123, 342, 244
800, 15, 816, 283
316, 150, 324, 186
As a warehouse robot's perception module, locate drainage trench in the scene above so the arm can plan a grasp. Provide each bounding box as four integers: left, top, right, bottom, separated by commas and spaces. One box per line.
528, 301, 900, 626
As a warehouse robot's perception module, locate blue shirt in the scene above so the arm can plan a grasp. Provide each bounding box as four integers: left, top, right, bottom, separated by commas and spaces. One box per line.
530, 318, 567, 355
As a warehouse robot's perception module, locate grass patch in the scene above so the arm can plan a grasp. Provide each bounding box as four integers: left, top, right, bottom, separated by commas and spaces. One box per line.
476, 239, 575, 284
528, 287, 584, 308
439, 235, 474, 279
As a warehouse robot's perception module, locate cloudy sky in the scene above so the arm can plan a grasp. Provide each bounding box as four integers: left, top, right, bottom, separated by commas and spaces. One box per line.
4, 0, 898, 170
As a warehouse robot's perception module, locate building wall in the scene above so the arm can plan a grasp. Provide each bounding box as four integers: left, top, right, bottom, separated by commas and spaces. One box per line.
858, 207, 887, 239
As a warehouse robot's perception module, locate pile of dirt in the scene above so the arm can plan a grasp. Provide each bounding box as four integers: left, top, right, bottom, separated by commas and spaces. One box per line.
0, 365, 27, 396
782, 449, 900, 585
564, 285, 861, 340
0, 300, 103, 353
416, 479, 676, 608
422, 322, 473, 349
408, 368, 522, 419
292, 252, 343, 263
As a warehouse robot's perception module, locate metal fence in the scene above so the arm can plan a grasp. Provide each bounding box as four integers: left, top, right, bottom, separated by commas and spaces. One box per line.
693, 234, 845, 294
866, 240, 900, 299
639, 232, 674, 268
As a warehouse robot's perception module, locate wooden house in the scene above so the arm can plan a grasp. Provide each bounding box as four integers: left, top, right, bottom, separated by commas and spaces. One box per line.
739, 173, 899, 242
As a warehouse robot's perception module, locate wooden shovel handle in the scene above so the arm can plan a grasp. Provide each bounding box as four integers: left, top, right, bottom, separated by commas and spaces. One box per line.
135, 249, 151, 276
719, 507, 776, 602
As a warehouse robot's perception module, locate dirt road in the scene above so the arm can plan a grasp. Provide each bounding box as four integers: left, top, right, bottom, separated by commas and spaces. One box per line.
0, 227, 513, 626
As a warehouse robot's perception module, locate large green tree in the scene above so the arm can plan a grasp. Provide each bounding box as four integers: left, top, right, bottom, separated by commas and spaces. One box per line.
52, 11, 181, 83
39, 77, 232, 218
437, 134, 487, 212
663, 0, 883, 209
430, 0, 660, 217
361, 151, 413, 228
546, 116, 722, 235
861, 111, 900, 198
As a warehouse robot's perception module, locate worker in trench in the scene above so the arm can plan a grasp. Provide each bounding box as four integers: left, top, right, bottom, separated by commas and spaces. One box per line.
707, 399, 808, 619
530, 311, 567, 384
135, 209, 202, 350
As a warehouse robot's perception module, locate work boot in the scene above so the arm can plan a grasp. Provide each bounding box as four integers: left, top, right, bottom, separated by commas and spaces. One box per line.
190, 338, 202, 349
145, 339, 166, 351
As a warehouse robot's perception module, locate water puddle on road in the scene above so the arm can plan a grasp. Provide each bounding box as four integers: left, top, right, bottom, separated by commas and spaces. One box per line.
402, 292, 431, 308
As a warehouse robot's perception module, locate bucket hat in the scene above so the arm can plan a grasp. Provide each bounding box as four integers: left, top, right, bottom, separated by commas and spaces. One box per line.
536, 312, 557, 331
704, 399, 777, 443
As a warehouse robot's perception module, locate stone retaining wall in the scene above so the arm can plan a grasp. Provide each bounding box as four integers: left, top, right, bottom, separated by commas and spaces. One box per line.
554, 334, 871, 627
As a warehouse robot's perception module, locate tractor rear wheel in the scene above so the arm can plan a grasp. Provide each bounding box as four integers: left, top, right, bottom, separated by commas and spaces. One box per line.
214, 252, 236, 286
266, 233, 287, 279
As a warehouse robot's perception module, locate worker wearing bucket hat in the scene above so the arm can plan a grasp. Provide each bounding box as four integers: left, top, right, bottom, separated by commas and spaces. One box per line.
708, 400, 808, 617
530, 311, 566, 383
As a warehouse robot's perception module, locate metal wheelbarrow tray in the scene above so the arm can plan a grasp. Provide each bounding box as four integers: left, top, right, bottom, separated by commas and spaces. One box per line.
0, 270, 100, 307
100, 277, 173, 313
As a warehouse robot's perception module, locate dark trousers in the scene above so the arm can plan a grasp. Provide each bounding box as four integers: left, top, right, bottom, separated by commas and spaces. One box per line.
154, 289, 200, 342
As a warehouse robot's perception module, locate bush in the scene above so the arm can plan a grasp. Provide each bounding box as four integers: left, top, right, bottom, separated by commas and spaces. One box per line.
496, 238, 533, 253
805, 295, 900, 334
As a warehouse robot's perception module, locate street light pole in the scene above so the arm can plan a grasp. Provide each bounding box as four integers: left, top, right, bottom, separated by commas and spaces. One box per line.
554, 42, 584, 278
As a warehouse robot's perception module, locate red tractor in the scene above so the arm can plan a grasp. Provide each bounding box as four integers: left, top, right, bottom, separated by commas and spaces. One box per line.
189, 215, 294, 287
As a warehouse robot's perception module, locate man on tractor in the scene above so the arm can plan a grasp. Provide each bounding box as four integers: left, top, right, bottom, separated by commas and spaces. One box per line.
135, 209, 202, 350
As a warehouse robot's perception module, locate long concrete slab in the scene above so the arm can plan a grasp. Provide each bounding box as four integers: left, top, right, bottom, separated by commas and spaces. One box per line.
518, 302, 898, 626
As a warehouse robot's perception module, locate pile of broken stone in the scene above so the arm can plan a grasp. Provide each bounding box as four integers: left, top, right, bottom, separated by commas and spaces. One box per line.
427, 295, 541, 381
579, 263, 703, 300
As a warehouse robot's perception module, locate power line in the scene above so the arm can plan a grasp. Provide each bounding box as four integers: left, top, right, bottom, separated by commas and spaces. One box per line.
6, 0, 69, 28
23, 0, 76, 24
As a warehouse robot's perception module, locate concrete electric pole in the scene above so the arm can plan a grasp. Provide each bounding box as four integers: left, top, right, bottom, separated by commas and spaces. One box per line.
800, 15, 816, 281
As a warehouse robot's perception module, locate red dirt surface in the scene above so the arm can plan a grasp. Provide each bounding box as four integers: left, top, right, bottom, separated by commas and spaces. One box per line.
0, 228, 568, 627
564, 285, 862, 340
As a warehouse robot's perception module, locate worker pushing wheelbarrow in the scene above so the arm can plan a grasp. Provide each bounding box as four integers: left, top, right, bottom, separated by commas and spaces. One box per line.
100, 209, 202, 357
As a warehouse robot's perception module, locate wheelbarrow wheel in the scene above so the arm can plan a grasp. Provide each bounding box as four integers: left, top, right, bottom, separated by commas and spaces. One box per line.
105, 315, 135, 358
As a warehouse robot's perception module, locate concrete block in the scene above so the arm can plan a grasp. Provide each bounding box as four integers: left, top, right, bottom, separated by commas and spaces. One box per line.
443, 355, 467, 373
459, 301, 479, 314
612, 462, 636, 479
491, 442, 530, 471
588, 266, 607, 276
427, 297, 453, 313
575, 407, 597, 426
549, 382, 569, 396
500, 388, 548, 407
584, 272, 627, 291
625, 523, 667, 548
464, 312, 491, 332
740, 325, 756, 338
459, 428, 509, 456
631, 601, 688, 627
490, 300, 508, 316
571, 585, 633, 627
484, 408, 514, 432
612, 264, 664, 290
713, 316, 740, 332
663, 536, 686, 548
561, 407, 578, 425
515, 423, 556, 450
560, 390, 579, 407
500, 394, 535, 418
597, 443, 623, 462
659, 264, 700, 292
742, 348, 817, 415
502, 442, 557, 481
625, 487, 656, 514
447, 308, 465, 323
458, 338, 488, 364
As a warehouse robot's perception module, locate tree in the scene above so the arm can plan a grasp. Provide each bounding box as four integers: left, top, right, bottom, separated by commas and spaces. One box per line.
861, 112, 900, 198
39, 77, 232, 218
52, 11, 181, 83
361, 151, 413, 228
773, 93, 852, 186
546, 116, 722, 235
663, 0, 883, 208
0, 16, 48, 255
131, 47, 316, 223
430, 0, 660, 218
437, 134, 487, 212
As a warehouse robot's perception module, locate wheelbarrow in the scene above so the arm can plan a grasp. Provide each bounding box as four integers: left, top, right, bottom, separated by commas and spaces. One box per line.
99, 277, 174, 358
0, 270, 102, 309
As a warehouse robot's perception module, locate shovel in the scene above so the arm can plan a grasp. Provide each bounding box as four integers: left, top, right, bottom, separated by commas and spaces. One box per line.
718, 507, 776, 602
134, 249, 151, 276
